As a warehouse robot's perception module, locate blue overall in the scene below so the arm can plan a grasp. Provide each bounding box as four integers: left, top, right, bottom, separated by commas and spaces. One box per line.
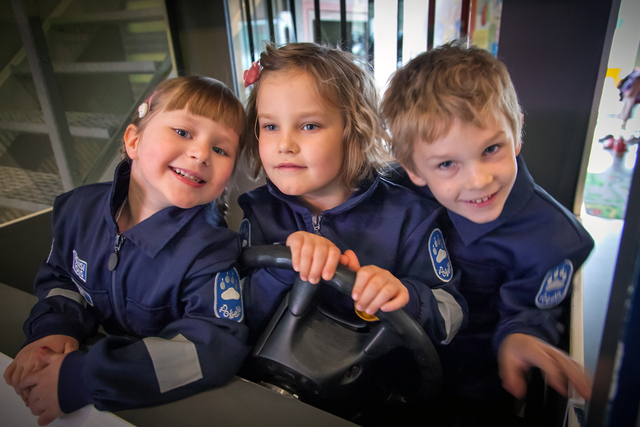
23, 160, 249, 413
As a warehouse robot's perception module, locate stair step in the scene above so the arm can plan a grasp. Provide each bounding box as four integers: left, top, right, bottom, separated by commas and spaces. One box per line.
12, 61, 158, 75
0, 166, 62, 212
0, 111, 126, 140
49, 8, 165, 26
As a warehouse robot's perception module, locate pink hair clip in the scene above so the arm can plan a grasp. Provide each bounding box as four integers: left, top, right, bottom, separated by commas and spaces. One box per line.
243, 61, 261, 88
138, 94, 154, 118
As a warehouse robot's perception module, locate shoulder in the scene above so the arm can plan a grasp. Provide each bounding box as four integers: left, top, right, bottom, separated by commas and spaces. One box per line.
237, 185, 273, 210
183, 209, 242, 273
52, 182, 111, 223
376, 176, 443, 215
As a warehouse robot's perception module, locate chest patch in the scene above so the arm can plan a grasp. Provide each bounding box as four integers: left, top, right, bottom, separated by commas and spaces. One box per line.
429, 228, 453, 282
239, 218, 251, 248
535, 259, 573, 309
214, 268, 243, 322
72, 250, 87, 283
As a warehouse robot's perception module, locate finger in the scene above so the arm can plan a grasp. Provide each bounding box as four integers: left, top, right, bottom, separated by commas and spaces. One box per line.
63, 340, 79, 354
10, 363, 24, 389
17, 371, 40, 395
286, 234, 303, 272
4, 361, 16, 384
355, 270, 385, 313
380, 286, 409, 312
499, 360, 528, 399
340, 250, 361, 271
320, 246, 342, 282
307, 245, 330, 284
352, 266, 375, 303
548, 350, 592, 399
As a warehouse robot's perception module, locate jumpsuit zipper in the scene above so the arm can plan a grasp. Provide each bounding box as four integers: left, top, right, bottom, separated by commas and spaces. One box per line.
311, 214, 322, 234
109, 233, 129, 332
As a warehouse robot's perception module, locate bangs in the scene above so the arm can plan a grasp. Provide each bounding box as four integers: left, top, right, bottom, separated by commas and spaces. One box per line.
163, 80, 245, 137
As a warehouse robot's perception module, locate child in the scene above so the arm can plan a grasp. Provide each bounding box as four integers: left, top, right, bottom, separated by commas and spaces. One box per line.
3, 76, 250, 425
381, 41, 595, 424
238, 42, 467, 348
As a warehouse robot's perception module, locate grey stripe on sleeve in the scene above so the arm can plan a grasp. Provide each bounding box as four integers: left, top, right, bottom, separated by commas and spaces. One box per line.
46, 288, 86, 308
432, 289, 464, 345
143, 334, 203, 393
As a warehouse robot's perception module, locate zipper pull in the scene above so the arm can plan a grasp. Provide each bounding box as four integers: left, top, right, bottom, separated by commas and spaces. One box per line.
108, 234, 126, 271
311, 214, 322, 234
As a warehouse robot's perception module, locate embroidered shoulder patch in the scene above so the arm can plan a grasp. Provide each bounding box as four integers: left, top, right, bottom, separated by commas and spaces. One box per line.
214, 268, 243, 322
429, 228, 453, 282
239, 218, 251, 248
535, 259, 573, 309
72, 250, 87, 283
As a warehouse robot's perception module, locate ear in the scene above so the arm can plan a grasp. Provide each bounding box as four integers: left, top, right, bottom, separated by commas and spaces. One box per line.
124, 124, 141, 160
515, 140, 522, 156
404, 166, 428, 187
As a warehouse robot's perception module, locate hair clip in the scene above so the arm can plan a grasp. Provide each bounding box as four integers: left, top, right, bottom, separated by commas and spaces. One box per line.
243, 61, 261, 88
138, 94, 154, 118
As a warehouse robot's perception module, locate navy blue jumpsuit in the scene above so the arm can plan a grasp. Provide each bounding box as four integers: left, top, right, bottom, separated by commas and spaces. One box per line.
392, 156, 594, 423
23, 160, 249, 413
238, 174, 467, 346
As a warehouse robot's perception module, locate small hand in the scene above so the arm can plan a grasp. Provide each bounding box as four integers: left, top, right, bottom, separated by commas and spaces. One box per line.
286, 231, 342, 284
19, 347, 66, 426
4, 335, 78, 392
351, 266, 409, 315
498, 333, 592, 400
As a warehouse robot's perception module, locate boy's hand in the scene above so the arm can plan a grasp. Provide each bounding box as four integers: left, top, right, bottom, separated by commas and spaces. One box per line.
4, 335, 78, 391
286, 231, 342, 284
351, 266, 409, 315
19, 347, 66, 426
498, 333, 592, 400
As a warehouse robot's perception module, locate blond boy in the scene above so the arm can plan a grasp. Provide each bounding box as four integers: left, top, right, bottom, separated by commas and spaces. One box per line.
382, 41, 594, 424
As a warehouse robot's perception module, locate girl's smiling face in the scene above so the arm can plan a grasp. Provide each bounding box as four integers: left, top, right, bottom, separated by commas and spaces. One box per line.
257, 69, 350, 213
406, 114, 521, 224
125, 107, 239, 215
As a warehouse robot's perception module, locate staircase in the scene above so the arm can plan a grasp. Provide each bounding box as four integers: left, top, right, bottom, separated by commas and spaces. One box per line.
0, 0, 174, 224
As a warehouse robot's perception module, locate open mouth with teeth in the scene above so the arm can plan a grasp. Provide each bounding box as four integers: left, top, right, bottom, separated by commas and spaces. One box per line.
465, 191, 497, 205
171, 167, 205, 184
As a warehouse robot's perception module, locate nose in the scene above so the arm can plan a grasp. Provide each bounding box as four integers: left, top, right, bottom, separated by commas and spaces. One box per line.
188, 139, 211, 164
278, 130, 298, 154
464, 163, 493, 189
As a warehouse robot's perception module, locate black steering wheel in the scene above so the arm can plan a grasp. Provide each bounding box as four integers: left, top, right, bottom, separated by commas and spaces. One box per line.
239, 245, 442, 420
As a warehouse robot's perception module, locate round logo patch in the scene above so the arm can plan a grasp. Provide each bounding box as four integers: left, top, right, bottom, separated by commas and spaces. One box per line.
239, 218, 251, 248
429, 228, 452, 282
535, 259, 573, 309
214, 268, 243, 321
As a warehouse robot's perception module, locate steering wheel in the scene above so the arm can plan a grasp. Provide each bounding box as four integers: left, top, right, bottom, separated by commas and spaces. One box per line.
239, 245, 442, 419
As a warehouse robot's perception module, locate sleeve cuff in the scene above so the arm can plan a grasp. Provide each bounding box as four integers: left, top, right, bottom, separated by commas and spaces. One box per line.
58, 351, 93, 413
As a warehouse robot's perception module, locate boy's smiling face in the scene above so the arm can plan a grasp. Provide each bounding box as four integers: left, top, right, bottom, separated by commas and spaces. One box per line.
406, 114, 521, 224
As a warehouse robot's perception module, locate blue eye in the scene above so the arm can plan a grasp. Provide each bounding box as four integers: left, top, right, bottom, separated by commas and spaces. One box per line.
303, 124, 318, 131
175, 129, 191, 138
439, 160, 454, 169
485, 144, 499, 154
213, 147, 226, 156
264, 124, 277, 131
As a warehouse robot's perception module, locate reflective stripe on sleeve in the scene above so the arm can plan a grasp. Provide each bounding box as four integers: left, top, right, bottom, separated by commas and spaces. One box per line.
46, 288, 87, 308
432, 289, 464, 345
143, 334, 203, 393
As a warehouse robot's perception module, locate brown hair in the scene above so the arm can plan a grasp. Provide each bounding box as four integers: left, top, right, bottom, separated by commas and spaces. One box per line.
123, 76, 246, 160
381, 40, 522, 173
244, 43, 391, 190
